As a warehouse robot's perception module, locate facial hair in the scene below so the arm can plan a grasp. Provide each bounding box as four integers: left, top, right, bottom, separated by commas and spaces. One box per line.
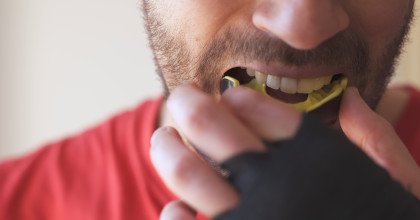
143, 1, 413, 110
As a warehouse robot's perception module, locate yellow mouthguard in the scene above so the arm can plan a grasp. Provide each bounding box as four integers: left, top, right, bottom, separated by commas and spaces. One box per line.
221, 76, 348, 112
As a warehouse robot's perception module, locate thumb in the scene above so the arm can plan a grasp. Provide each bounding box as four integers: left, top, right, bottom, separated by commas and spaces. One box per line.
339, 87, 420, 197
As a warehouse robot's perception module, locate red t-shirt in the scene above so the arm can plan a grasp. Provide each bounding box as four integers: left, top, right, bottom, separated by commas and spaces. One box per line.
1, 89, 420, 219
0, 98, 176, 219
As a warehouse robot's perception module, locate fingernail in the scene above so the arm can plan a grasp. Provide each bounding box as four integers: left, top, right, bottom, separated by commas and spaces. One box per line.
167, 84, 198, 117
167, 84, 195, 110
344, 87, 363, 104
346, 86, 360, 96
150, 126, 176, 146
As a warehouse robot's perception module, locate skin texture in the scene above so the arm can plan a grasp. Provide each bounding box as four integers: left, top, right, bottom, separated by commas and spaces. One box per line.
152, 86, 420, 218
141, 0, 419, 219
143, 0, 413, 110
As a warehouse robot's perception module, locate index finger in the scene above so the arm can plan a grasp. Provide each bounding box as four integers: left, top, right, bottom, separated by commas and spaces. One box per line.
167, 84, 265, 162
221, 86, 302, 141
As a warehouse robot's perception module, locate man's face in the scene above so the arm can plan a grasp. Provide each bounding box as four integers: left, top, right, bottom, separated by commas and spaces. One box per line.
142, 0, 414, 123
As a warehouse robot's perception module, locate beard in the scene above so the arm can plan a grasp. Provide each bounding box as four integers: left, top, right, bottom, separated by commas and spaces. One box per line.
142, 1, 414, 111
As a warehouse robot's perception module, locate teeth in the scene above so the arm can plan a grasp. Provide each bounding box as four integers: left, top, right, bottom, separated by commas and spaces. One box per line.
323, 75, 333, 85
266, 75, 281, 90
246, 69, 256, 77
313, 78, 326, 91
297, 76, 331, 93
281, 77, 298, 94
297, 78, 317, 93
246, 68, 336, 94
255, 71, 267, 84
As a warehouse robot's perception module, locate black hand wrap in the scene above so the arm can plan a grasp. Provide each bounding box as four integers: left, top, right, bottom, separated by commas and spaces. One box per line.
215, 115, 420, 220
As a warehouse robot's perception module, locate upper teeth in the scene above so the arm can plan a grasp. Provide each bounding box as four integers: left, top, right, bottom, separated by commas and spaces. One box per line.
250, 70, 333, 94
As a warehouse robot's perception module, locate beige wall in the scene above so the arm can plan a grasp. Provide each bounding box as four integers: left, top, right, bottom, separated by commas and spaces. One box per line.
0, 1, 419, 159
0, 0, 160, 159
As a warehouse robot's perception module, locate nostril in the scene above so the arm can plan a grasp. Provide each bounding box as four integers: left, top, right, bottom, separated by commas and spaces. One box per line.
252, 1, 350, 50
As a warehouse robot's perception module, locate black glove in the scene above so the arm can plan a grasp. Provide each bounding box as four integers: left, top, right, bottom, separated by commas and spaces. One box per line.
215, 115, 420, 220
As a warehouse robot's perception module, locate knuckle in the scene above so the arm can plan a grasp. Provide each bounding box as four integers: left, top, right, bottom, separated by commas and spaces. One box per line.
378, 150, 397, 170
150, 127, 178, 151
168, 152, 197, 189
184, 99, 216, 132
361, 120, 396, 167
161, 201, 192, 220
361, 120, 388, 150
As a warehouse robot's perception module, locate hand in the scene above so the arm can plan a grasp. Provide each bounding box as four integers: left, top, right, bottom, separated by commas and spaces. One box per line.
340, 87, 420, 197
151, 84, 301, 218
150, 84, 420, 219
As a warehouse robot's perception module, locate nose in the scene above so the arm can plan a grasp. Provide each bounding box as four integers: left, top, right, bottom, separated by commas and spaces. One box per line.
252, 0, 350, 50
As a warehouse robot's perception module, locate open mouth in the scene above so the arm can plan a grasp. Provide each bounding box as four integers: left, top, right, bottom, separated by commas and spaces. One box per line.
220, 67, 348, 113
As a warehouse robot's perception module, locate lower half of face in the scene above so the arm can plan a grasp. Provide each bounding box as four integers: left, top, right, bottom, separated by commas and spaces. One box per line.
142, 0, 414, 125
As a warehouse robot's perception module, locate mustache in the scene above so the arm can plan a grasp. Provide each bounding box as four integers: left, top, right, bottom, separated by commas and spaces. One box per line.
198, 26, 369, 72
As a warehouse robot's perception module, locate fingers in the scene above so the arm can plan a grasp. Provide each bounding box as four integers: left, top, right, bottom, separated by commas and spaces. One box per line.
339, 87, 420, 198
221, 86, 302, 141
150, 126, 239, 217
160, 201, 196, 220
167, 84, 265, 162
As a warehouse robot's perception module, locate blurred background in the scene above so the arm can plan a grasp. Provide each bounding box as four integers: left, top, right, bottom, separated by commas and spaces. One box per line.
0, 0, 419, 159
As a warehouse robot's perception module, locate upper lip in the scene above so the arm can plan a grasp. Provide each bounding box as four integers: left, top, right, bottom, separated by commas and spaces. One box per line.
223, 61, 345, 79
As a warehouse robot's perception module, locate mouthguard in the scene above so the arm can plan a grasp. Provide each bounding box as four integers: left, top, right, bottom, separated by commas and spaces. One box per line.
220, 76, 348, 112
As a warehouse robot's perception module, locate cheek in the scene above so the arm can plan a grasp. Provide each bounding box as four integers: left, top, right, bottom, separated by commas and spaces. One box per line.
348, 0, 411, 52
345, 0, 412, 102
154, 0, 246, 56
